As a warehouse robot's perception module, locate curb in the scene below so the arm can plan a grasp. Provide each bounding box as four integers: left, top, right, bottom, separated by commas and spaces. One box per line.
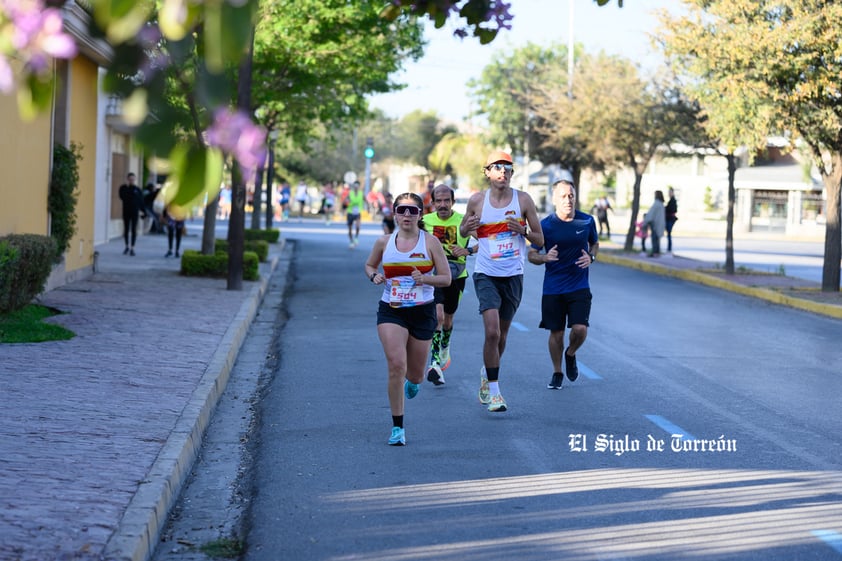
103, 241, 286, 561
599, 252, 842, 321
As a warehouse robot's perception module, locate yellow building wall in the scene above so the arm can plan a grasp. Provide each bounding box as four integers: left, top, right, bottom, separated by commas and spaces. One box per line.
65, 57, 99, 273
0, 61, 52, 237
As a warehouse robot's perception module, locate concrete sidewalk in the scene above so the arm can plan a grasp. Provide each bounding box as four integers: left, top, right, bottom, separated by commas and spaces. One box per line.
0, 228, 290, 561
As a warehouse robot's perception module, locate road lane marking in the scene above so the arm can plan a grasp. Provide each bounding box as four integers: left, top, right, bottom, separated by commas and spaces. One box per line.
812, 530, 842, 554
577, 363, 603, 380
645, 414, 697, 441
510, 321, 529, 332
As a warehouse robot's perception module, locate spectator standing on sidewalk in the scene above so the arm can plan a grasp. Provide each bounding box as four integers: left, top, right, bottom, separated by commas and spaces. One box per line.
591, 195, 613, 239
642, 190, 666, 257
118, 172, 145, 256
459, 150, 544, 413
527, 173, 598, 390
364, 192, 451, 446
665, 187, 678, 253
422, 184, 476, 386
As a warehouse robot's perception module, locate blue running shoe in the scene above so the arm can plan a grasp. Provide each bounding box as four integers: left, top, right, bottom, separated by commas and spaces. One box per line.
388, 426, 406, 446
404, 380, 420, 399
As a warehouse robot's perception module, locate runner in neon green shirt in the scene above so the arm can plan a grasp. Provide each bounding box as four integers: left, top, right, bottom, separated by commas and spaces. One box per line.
345, 181, 365, 247
422, 184, 477, 384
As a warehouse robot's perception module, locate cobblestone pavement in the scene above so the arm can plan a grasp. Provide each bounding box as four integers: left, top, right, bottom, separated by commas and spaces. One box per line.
1, 225, 838, 561
0, 228, 288, 561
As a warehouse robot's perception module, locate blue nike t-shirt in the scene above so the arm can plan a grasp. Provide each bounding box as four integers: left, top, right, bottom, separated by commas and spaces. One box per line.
533, 210, 598, 295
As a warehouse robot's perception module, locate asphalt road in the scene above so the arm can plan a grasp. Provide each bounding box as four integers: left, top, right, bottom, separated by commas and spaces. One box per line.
238, 221, 842, 561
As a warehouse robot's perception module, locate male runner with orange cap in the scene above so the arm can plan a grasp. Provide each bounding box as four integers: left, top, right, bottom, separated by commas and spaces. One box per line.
459, 150, 544, 412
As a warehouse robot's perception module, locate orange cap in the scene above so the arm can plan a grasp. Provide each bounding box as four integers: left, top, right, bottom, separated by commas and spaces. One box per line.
485, 150, 513, 166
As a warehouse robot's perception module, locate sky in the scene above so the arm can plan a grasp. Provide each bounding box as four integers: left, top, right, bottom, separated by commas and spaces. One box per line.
369, 0, 678, 123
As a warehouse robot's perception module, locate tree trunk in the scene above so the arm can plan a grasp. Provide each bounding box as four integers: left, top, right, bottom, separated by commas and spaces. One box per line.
201, 193, 219, 255
265, 141, 275, 229
623, 170, 643, 252
250, 161, 265, 230
724, 153, 737, 275
820, 153, 842, 292
227, 30, 255, 291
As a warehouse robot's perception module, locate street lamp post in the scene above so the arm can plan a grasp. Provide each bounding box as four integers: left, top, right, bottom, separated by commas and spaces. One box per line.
265, 130, 279, 229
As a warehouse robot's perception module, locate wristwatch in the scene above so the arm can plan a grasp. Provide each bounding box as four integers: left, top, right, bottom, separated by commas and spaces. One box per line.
589, 253, 596, 263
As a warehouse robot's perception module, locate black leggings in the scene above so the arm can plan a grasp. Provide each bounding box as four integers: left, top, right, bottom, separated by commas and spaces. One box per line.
167, 224, 184, 252
122, 212, 138, 247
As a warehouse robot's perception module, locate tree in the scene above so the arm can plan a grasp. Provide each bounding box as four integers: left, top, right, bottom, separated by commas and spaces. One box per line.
656, 0, 841, 291
467, 42, 569, 163
533, 52, 699, 250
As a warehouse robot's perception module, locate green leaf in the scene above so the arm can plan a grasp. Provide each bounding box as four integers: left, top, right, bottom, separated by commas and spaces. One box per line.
159, 0, 202, 41
220, 2, 256, 65
17, 75, 55, 122
93, 0, 154, 44
168, 144, 224, 210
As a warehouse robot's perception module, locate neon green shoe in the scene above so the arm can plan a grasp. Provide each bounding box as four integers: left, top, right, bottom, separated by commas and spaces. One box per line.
478, 367, 491, 404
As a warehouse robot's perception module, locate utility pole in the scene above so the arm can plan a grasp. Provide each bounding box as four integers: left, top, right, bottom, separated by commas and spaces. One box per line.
568, 0, 575, 99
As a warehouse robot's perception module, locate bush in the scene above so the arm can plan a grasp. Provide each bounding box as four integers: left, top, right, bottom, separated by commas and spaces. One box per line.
0, 234, 57, 314
49, 142, 81, 262
180, 250, 259, 281
214, 239, 269, 262
244, 228, 280, 243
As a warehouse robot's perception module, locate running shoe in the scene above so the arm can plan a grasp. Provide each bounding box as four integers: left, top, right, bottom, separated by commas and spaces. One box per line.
547, 372, 564, 390
426, 364, 445, 386
388, 426, 406, 446
439, 345, 451, 370
488, 393, 507, 412
478, 367, 491, 404
565, 348, 579, 382
404, 380, 420, 399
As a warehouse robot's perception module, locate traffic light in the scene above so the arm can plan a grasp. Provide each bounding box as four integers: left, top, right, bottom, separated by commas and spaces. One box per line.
364, 137, 374, 159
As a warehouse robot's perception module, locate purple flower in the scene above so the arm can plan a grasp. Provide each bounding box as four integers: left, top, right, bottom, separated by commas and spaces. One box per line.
1, 1, 77, 82
206, 108, 267, 183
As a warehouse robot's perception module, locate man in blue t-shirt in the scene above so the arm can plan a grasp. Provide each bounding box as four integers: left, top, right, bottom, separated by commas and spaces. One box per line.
527, 171, 599, 390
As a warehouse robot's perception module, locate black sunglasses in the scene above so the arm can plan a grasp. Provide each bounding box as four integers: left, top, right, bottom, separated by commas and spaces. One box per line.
395, 204, 422, 216
486, 163, 514, 172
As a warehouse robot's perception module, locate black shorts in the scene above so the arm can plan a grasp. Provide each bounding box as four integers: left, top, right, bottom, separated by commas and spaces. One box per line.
376, 300, 437, 340
347, 213, 361, 226
539, 289, 592, 331
472, 272, 523, 322
434, 276, 467, 315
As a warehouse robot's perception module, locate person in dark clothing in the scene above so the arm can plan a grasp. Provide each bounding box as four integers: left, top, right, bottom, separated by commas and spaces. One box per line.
118, 172, 145, 255
163, 205, 186, 258
143, 182, 162, 234
665, 187, 678, 253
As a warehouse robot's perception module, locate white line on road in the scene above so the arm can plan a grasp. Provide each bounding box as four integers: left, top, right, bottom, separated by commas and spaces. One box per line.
645, 414, 697, 441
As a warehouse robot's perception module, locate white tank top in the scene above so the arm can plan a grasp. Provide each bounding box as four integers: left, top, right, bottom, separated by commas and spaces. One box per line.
475, 189, 526, 276
380, 231, 435, 307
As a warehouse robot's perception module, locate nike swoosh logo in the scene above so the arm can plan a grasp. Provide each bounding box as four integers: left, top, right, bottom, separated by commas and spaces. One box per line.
576, 230, 584, 234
